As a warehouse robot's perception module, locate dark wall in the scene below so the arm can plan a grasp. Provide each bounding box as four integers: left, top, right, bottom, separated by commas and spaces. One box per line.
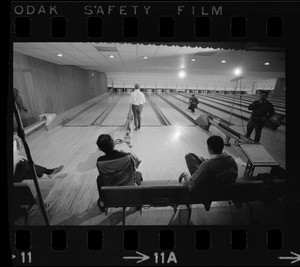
13, 52, 107, 127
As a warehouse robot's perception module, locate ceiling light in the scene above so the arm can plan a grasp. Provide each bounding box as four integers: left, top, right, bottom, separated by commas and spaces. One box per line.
264, 62, 270, 65
143, 56, 148, 59
57, 53, 63, 57
178, 70, 186, 78
234, 68, 242, 76
191, 58, 196, 62
109, 55, 114, 59
221, 60, 226, 63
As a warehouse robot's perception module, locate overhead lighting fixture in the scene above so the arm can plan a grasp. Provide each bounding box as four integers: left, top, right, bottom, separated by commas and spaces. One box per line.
264, 62, 270, 65
143, 56, 148, 59
109, 55, 114, 59
234, 68, 242, 76
57, 53, 63, 57
178, 70, 186, 78
221, 60, 226, 63
191, 58, 196, 62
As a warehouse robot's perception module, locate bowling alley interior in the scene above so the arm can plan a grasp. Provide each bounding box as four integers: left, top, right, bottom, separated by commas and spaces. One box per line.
10, 42, 298, 226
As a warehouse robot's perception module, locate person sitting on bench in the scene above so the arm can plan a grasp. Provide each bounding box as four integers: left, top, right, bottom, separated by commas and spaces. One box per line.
178, 135, 238, 191
96, 134, 142, 211
13, 135, 64, 182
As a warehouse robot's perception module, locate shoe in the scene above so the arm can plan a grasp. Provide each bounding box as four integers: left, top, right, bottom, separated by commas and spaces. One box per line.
134, 127, 138, 131
48, 165, 64, 178
138, 126, 140, 129
97, 199, 105, 212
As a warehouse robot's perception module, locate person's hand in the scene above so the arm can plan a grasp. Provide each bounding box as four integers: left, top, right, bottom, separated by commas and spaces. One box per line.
178, 172, 187, 183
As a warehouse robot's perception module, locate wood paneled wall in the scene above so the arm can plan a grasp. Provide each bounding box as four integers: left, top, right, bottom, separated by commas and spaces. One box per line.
13, 52, 107, 127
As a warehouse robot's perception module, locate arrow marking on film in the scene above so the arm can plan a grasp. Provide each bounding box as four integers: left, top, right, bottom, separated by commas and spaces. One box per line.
123, 251, 150, 263
278, 251, 300, 264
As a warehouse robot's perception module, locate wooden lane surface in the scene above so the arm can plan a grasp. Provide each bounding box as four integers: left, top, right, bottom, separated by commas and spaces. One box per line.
100, 93, 159, 126
102, 92, 162, 126
196, 93, 286, 115
236, 94, 286, 106
164, 93, 243, 126
100, 93, 131, 126
184, 92, 285, 122
209, 93, 286, 107
138, 92, 162, 126
211, 94, 286, 110
159, 93, 285, 170
149, 93, 194, 126
64, 93, 122, 126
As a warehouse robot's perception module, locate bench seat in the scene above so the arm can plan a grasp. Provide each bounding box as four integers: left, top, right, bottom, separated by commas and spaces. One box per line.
101, 179, 288, 225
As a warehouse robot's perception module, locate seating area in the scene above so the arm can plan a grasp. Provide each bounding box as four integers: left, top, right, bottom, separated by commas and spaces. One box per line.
101, 179, 289, 225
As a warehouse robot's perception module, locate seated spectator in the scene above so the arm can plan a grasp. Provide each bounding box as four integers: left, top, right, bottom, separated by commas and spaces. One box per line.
96, 134, 142, 211
178, 135, 238, 191
13, 135, 64, 182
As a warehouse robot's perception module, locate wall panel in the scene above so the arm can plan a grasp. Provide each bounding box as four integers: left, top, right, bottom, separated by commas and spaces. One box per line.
13, 52, 107, 127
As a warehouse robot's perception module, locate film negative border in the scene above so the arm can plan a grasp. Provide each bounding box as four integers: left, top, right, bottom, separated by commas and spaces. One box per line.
10, 1, 298, 41
10, 226, 300, 265
8, 1, 300, 266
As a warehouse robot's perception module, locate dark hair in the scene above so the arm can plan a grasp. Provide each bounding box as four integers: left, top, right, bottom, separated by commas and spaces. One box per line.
96, 134, 115, 153
207, 135, 224, 154
260, 91, 269, 96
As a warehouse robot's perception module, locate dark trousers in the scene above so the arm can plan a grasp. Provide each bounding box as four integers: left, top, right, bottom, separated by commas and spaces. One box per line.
185, 153, 204, 175
188, 104, 197, 113
97, 171, 143, 201
132, 104, 143, 128
246, 118, 264, 143
14, 160, 52, 182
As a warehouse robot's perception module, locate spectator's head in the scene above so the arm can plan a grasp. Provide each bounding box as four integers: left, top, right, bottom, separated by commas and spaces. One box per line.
207, 135, 224, 154
259, 91, 269, 101
192, 94, 195, 97
96, 134, 115, 154
134, 83, 140, 90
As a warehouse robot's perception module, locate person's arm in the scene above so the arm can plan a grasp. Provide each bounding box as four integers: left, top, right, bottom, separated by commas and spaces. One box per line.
248, 100, 260, 110
178, 172, 195, 191
129, 153, 141, 169
178, 162, 210, 191
142, 93, 146, 104
266, 103, 275, 120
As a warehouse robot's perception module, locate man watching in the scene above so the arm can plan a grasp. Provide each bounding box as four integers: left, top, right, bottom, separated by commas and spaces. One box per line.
245, 91, 275, 143
178, 135, 238, 191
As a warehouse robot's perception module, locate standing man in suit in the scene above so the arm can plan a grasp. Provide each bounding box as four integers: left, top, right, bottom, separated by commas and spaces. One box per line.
245, 91, 275, 143
129, 83, 146, 131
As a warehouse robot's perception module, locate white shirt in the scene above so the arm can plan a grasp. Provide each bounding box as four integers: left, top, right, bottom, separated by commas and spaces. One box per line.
129, 89, 146, 105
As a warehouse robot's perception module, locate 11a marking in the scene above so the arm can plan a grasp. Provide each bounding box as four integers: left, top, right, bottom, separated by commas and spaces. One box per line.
154, 252, 177, 264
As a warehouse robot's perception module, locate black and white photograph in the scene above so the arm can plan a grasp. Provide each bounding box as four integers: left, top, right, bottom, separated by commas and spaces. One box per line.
12, 42, 287, 226
8, 1, 300, 266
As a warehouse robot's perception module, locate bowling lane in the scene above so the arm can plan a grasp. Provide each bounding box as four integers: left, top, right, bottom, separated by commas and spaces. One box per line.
100, 92, 162, 126
199, 93, 285, 115
64, 93, 122, 126
100, 93, 132, 126
149, 93, 194, 126
164, 93, 244, 126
